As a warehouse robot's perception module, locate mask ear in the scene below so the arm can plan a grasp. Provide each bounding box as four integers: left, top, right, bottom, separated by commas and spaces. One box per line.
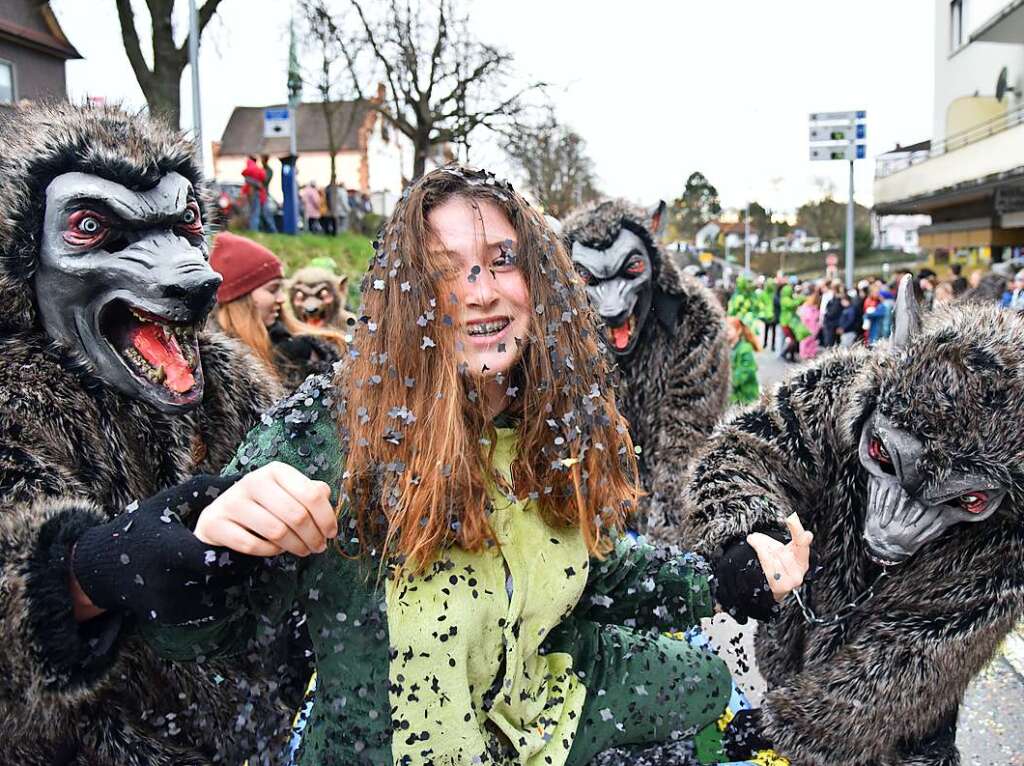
337, 275, 348, 295
649, 201, 668, 240
892, 273, 921, 350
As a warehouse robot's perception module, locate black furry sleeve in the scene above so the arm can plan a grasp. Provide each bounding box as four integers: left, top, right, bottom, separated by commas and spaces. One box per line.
681, 351, 867, 560
760, 594, 1018, 764
0, 433, 128, 701
643, 287, 731, 544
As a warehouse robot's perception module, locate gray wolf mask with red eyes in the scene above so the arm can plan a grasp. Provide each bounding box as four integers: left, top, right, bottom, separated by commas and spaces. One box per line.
855, 275, 1024, 565
0, 103, 219, 412
561, 199, 678, 360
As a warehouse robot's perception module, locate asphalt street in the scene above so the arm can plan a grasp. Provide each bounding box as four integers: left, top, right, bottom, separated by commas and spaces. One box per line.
699, 342, 1024, 764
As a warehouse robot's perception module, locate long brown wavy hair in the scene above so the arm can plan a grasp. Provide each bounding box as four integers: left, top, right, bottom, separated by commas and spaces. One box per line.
215, 295, 347, 381
335, 166, 641, 574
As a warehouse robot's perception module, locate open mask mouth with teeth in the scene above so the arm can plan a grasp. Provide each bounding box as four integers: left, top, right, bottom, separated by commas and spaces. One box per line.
301, 307, 327, 327
99, 300, 203, 404
606, 314, 637, 352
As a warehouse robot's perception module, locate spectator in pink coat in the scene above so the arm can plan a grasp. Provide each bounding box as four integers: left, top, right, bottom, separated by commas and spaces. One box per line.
300, 181, 322, 233
797, 289, 822, 360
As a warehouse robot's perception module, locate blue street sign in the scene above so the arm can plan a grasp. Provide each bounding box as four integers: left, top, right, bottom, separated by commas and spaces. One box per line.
856, 144, 866, 159
856, 123, 866, 139
263, 107, 291, 138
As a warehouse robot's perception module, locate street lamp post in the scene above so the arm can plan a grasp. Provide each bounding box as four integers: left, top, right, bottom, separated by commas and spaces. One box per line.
744, 202, 751, 276
846, 159, 855, 289
809, 110, 867, 289
188, 0, 202, 168
281, 17, 302, 235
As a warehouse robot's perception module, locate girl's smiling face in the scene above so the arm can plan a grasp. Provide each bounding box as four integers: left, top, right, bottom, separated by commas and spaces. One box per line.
428, 196, 530, 379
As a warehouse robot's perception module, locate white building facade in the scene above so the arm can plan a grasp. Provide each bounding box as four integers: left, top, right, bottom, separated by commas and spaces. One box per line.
873, 0, 1024, 265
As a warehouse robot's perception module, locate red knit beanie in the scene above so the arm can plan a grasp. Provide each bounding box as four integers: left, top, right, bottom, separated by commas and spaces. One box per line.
210, 232, 284, 304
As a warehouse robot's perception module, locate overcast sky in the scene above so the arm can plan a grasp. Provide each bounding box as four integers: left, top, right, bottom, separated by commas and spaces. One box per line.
52, 0, 936, 214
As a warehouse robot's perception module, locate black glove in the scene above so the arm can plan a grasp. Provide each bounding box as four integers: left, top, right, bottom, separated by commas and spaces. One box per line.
71, 474, 260, 625
723, 708, 773, 760
712, 539, 780, 624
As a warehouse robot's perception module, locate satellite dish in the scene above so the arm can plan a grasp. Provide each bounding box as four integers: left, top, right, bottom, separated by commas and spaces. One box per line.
997, 67, 1018, 102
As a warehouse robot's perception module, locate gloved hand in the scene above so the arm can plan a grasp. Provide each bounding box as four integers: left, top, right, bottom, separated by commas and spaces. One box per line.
723, 708, 774, 760
71, 474, 262, 625
713, 539, 780, 623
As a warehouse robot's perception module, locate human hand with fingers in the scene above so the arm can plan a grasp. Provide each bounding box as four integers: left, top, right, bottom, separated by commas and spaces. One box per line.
70, 464, 337, 625
747, 513, 813, 602
193, 461, 337, 558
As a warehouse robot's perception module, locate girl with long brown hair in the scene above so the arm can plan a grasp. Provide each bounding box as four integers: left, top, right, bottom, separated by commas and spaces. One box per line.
68, 166, 811, 765
209, 231, 345, 390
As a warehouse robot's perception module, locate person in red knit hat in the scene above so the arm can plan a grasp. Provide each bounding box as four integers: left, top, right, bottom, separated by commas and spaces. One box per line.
209, 232, 345, 390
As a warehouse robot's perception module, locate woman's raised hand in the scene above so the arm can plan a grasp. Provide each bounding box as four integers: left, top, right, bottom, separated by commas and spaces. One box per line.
746, 513, 813, 603
194, 462, 337, 557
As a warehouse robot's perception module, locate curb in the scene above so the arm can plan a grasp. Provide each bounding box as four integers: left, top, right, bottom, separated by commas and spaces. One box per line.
1003, 631, 1024, 680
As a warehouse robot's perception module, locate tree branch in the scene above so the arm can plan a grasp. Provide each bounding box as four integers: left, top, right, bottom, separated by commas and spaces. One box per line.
114, 0, 153, 90
423, 0, 448, 104
197, 0, 225, 34
349, 0, 409, 117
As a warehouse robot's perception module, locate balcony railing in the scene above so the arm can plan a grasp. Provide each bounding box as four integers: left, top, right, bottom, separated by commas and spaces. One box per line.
876, 105, 1024, 179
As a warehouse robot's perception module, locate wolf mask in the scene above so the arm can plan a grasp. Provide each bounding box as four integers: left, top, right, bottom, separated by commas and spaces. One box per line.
289, 265, 347, 327
562, 200, 680, 360
0, 103, 219, 413
855, 275, 1024, 565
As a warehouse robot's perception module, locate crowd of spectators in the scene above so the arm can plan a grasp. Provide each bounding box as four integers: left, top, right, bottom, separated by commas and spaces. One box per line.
299, 179, 373, 236
239, 154, 375, 237
713, 262, 1024, 364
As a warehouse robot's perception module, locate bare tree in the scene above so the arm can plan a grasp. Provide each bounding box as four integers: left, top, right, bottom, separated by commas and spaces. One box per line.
336, 0, 543, 179
114, 0, 225, 127
297, 0, 368, 186
504, 110, 600, 218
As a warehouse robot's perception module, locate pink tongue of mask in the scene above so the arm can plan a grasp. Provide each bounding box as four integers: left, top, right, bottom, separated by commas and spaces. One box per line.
610, 323, 630, 350
130, 323, 195, 393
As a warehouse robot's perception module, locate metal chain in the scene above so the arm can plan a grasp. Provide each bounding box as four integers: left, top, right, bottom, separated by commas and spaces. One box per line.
791, 569, 889, 626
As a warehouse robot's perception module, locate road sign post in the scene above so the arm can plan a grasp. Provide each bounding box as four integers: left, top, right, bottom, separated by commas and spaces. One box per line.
809, 110, 866, 289
263, 107, 291, 138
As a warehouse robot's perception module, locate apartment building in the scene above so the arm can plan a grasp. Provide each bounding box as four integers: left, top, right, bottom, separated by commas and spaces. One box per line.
873, 0, 1024, 266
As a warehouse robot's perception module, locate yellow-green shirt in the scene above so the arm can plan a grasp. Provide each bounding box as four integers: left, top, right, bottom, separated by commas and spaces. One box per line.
385, 427, 590, 766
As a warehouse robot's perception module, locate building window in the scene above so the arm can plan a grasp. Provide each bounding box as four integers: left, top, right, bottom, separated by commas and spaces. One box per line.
0, 60, 14, 105
950, 0, 964, 51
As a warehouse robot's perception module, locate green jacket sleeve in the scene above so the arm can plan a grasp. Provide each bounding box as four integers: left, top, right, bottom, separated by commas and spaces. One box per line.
139, 374, 346, 661
573, 535, 715, 632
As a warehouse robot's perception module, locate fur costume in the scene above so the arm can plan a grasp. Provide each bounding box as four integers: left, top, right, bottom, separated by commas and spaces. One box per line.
561, 200, 730, 544
0, 102, 289, 764
287, 264, 356, 329
680, 290, 1024, 765
958, 272, 1007, 305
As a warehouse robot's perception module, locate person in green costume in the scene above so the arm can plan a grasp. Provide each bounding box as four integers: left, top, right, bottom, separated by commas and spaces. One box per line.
726, 274, 756, 330
753, 278, 778, 352
776, 283, 807, 362
726, 317, 761, 405
65, 167, 812, 766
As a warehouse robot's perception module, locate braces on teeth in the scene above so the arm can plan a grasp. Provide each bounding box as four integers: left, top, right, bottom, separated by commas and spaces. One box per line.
468, 319, 509, 336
